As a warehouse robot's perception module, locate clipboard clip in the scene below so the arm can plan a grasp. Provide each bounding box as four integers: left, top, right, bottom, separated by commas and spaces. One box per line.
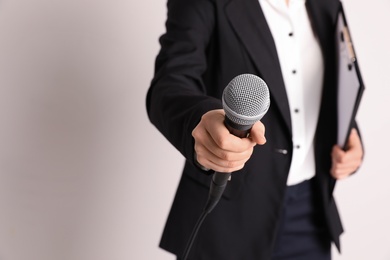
340, 26, 356, 66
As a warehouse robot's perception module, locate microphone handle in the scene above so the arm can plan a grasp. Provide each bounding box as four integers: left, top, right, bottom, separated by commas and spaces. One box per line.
204, 172, 231, 213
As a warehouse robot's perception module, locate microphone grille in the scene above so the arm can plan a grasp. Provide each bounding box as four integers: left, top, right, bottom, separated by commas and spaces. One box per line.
222, 74, 270, 126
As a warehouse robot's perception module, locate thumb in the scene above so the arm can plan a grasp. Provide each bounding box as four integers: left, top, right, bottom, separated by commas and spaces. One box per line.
249, 121, 266, 145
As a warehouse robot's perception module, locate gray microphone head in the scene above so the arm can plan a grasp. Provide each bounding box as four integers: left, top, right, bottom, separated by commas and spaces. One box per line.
222, 74, 270, 127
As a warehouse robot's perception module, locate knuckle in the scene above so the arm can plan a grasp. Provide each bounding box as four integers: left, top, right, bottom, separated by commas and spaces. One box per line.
226, 160, 237, 169
198, 158, 208, 167
219, 151, 231, 161
194, 140, 200, 148
194, 144, 203, 155
192, 127, 200, 139
215, 137, 229, 149
333, 169, 343, 177
338, 156, 346, 163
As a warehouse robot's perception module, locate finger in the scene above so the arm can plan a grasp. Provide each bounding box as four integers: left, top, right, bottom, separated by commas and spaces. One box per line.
195, 143, 250, 172
194, 122, 255, 159
331, 155, 361, 179
330, 171, 350, 180
195, 138, 255, 165
347, 128, 361, 149
331, 162, 359, 178
331, 163, 359, 179
332, 143, 362, 164
330, 147, 360, 179
331, 145, 345, 163
345, 129, 363, 159
207, 125, 256, 152
347, 129, 363, 158
249, 121, 266, 145
199, 155, 249, 173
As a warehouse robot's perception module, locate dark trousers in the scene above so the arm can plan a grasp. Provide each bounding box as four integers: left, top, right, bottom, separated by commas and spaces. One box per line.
271, 178, 331, 260
178, 178, 331, 260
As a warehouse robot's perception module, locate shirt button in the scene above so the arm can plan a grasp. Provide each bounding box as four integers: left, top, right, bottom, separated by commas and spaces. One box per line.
294, 108, 299, 113
288, 32, 294, 37
295, 145, 301, 149
292, 69, 297, 74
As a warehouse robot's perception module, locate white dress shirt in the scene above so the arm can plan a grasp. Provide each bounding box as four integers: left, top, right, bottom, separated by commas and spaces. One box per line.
259, 0, 324, 185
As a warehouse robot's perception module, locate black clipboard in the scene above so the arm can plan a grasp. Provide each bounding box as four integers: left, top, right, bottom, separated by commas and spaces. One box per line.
336, 3, 365, 150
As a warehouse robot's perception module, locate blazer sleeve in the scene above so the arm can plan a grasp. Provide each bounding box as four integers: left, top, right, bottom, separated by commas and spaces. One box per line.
146, 0, 221, 163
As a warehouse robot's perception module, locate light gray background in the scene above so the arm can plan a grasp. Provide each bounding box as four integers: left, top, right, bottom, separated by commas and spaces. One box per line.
0, 0, 388, 259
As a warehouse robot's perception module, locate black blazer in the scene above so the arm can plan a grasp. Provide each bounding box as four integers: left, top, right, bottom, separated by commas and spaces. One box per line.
147, 0, 348, 258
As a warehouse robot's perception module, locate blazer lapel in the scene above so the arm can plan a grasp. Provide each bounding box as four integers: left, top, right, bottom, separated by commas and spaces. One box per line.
225, 0, 292, 135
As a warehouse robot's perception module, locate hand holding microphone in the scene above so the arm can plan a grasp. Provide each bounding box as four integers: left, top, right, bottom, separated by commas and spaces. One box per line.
192, 74, 270, 174
192, 109, 265, 173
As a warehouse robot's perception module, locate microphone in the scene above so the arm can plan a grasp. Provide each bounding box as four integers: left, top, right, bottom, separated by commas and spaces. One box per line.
205, 74, 270, 213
